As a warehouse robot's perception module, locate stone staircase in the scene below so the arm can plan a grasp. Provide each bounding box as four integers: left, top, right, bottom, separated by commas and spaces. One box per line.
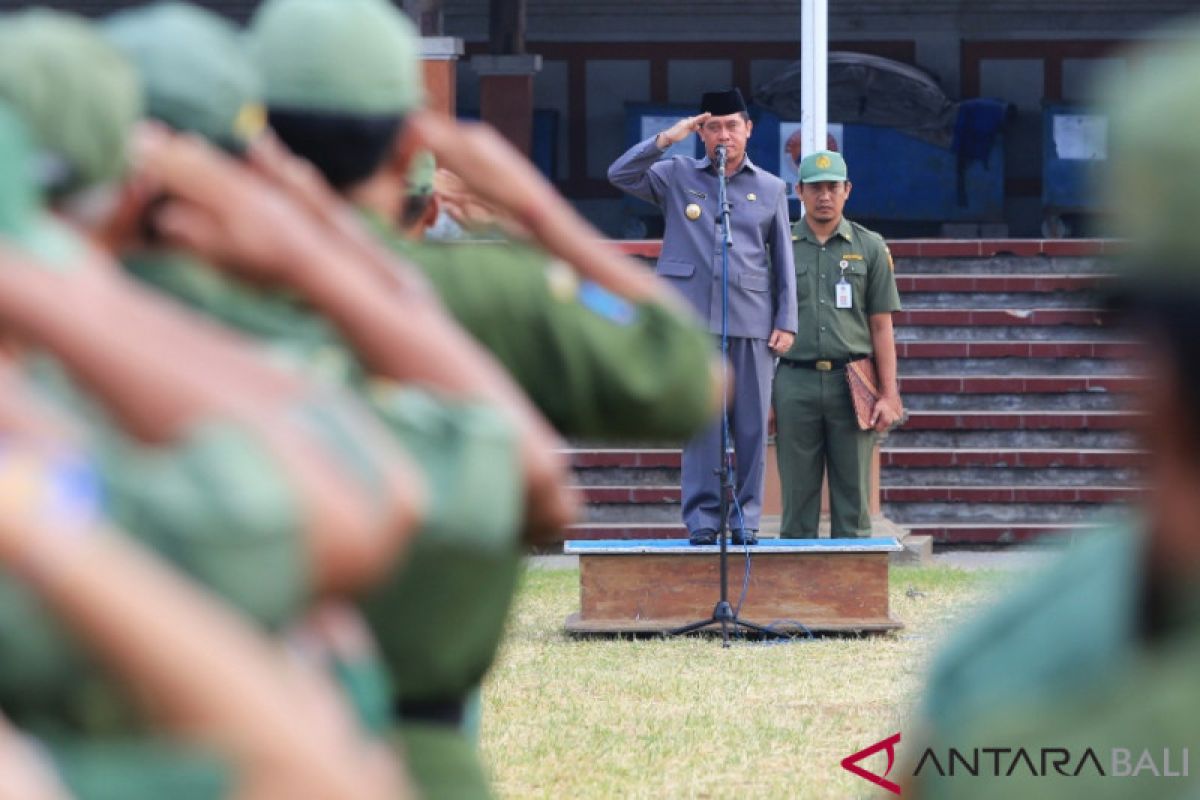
566, 240, 1144, 547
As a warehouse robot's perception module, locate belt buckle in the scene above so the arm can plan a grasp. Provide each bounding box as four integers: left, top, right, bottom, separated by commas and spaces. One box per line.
815, 360, 833, 371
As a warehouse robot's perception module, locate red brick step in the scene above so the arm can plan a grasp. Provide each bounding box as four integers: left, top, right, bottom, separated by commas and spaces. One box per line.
882, 486, 1140, 504
881, 448, 1144, 469
894, 274, 1107, 293
895, 340, 1138, 359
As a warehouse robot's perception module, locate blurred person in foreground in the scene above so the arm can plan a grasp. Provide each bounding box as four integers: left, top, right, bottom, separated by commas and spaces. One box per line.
898, 22, 1200, 800
0, 76, 409, 799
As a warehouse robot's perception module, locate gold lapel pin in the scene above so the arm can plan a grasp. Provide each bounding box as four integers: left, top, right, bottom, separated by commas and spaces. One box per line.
685, 203, 702, 221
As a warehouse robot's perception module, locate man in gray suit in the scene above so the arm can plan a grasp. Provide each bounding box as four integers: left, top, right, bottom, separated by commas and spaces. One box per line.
609, 88, 798, 545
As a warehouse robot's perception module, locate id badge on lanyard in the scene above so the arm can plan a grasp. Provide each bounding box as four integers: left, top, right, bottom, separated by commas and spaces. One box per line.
836, 259, 853, 309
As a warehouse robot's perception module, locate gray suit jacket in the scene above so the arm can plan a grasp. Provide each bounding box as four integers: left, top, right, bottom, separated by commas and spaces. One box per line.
609, 136, 798, 339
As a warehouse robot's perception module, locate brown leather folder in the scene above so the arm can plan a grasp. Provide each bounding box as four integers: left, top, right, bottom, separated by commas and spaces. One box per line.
846, 358, 881, 431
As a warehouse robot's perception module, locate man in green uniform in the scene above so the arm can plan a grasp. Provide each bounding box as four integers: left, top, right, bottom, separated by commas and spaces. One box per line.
899, 24, 1200, 799
249, 0, 722, 443
773, 151, 903, 538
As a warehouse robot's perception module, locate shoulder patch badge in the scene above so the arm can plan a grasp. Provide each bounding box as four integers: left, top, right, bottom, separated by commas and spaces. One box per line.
578, 281, 637, 326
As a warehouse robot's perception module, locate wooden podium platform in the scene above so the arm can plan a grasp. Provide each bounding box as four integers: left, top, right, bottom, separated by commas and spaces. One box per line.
564, 538, 904, 635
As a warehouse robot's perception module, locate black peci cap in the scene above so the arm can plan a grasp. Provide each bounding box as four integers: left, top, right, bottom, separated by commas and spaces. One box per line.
699, 88, 748, 116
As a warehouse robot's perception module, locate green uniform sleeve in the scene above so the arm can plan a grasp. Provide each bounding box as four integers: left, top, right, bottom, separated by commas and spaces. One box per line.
357, 384, 525, 703
919, 528, 1142, 740
124, 251, 365, 386
862, 231, 901, 314
392, 237, 716, 441
97, 419, 310, 631
48, 738, 230, 800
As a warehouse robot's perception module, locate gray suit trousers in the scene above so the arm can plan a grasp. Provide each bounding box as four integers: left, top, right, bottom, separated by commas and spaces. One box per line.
681, 336, 773, 534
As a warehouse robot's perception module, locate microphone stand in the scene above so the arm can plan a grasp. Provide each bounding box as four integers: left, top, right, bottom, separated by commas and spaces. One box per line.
670, 144, 787, 646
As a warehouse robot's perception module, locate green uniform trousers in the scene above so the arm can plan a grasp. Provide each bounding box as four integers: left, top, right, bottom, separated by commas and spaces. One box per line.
772, 363, 874, 537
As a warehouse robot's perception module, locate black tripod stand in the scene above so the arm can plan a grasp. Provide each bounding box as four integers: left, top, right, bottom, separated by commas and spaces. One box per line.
669, 144, 788, 647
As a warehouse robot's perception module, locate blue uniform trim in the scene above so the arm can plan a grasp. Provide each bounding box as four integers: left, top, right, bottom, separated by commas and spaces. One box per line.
578, 281, 637, 326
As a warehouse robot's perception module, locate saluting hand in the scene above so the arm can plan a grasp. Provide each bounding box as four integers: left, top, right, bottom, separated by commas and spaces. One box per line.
656, 113, 711, 149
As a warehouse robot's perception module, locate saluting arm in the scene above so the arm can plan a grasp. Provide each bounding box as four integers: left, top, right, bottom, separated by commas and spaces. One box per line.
0, 447, 409, 800
0, 255, 420, 595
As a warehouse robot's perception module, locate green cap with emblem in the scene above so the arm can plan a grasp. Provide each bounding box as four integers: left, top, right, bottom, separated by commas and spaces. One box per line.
250, 0, 424, 116
102, 1, 266, 150
0, 9, 141, 193
798, 150, 848, 183
1102, 21, 1200, 300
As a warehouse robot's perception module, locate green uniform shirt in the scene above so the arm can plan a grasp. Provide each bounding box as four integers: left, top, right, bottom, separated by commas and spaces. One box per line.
122, 251, 526, 797
375, 225, 716, 441
784, 216, 900, 361
0, 417, 309, 738
47, 739, 230, 800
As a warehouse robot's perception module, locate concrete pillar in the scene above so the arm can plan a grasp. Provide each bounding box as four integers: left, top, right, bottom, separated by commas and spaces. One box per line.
421, 37, 464, 116
470, 53, 542, 156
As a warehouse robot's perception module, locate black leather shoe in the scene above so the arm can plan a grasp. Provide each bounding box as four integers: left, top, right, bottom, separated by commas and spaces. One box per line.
731, 528, 759, 545
688, 528, 717, 546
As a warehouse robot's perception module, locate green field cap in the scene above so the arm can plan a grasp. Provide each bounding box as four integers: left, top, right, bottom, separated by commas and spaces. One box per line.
251, 0, 424, 116
0, 9, 141, 191
798, 150, 848, 183
104, 1, 265, 149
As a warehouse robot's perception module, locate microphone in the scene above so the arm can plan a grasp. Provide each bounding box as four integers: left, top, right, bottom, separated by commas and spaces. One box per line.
715, 144, 727, 169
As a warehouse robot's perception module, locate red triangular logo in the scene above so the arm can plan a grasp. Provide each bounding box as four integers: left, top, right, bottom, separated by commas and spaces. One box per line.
841, 732, 902, 795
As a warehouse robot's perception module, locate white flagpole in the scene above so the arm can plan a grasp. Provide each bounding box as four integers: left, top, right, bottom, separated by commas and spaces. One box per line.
800, 0, 828, 160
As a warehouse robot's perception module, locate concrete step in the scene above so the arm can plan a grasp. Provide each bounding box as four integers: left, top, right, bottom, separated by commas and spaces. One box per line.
894, 308, 1110, 327
579, 484, 1141, 507
898, 358, 1131, 376
884, 502, 1121, 525
902, 410, 1138, 431
887, 431, 1135, 449
901, 292, 1101, 310
904, 393, 1131, 411
898, 375, 1139, 394
895, 326, 1130, 342
880, 448, 1144, 469
901, 522, 1092, 545
880, 466, 1142, 487
894, 254, 1111, 274
894, 274, 1109, 293
582, 503, 679, 524
881, 485, 1140, 504
896, 340, 1138, 359
566, 522, 687, 540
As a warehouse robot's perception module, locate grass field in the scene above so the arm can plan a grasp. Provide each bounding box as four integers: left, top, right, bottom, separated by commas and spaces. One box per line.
479, 562, 1022, 799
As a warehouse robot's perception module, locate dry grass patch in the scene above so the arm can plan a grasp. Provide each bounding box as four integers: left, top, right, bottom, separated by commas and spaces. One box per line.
481, 563, 1020, 799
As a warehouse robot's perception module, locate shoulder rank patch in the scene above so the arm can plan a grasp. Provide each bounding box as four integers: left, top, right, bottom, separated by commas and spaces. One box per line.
578, 281, 637, 326
886, 248, 895, 271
